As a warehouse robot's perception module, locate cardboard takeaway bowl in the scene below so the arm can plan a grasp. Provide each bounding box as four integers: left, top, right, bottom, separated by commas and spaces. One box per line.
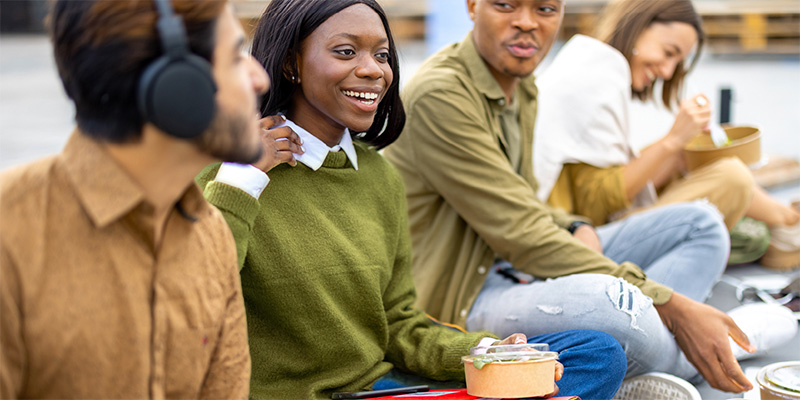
758, 362, 800, 400
462, 344, 557, 399
683, 126, 761, 171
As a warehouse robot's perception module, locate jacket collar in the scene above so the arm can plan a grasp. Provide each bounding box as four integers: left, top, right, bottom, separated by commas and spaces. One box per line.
61, 130, 206, 228
457, 32, 538, 104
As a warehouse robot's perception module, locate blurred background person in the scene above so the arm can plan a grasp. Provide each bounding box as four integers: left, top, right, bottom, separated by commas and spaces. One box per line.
533, 0, 800, 269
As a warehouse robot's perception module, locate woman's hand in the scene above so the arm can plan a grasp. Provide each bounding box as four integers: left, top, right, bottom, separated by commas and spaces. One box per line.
625, 93, 711, 196
665, 94, 712, 151
495, 333, 527, 346
252, 115, 304, 173
542, 361, 564, 398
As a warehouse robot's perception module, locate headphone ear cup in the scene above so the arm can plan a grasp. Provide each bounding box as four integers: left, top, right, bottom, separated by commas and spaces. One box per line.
138, 54, 217, 139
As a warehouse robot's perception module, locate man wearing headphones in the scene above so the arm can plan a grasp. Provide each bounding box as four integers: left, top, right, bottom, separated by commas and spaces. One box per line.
0, 1, 301, 398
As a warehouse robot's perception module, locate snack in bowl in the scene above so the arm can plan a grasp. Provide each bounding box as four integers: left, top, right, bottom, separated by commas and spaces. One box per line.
462, 343, 558, 399
683, 126, 762, 171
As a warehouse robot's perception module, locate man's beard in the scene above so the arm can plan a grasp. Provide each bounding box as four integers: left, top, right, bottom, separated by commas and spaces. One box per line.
193, 107, 262, 164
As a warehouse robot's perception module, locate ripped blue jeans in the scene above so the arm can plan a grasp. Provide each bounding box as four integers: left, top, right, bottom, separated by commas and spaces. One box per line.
466, 202, 729, 380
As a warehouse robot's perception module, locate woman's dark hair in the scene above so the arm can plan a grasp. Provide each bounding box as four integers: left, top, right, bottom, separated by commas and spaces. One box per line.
251, 0, 405, 149
48, 0, 224, 143
594, 0, 705, 109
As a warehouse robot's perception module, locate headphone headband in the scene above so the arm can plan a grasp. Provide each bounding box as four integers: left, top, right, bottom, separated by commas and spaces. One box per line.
154, 0, 188, 58
137, 0, 217, 139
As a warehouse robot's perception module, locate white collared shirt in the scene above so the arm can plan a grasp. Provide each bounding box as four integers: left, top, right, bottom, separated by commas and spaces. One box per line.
281, 119, 359, 172
213, 118, 358, 199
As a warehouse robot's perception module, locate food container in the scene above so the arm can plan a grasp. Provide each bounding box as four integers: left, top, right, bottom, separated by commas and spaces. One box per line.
758, 361, 800, 400
462, 343, 558, 399
683, 126, 762, 171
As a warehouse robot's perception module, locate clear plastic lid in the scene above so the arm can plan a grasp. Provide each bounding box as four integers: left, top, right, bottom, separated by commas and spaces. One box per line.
766, 364, 800, 393
462, 343, 558, 367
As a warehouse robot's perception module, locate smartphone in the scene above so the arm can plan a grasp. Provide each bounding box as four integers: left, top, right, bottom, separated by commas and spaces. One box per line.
331, 385, 430, 399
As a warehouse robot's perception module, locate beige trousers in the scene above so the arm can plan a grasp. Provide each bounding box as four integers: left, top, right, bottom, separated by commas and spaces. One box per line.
654, 157, 754, 230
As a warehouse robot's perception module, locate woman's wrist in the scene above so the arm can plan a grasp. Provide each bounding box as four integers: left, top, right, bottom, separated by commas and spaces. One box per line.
660, 135, 685, 154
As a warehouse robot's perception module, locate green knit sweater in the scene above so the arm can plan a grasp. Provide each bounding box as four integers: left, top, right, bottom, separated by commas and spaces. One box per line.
197, 142, 492, 400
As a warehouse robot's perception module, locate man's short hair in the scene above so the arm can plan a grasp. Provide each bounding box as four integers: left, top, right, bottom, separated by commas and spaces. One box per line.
48, 0, 226, 143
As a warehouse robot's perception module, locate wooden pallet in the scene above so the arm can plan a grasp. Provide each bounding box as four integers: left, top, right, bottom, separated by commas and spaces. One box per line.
703, 13, 800, 55
231, 0, 426, 41
231, 0, 427, 18
231, 0, 800, 54
560, 0, 800, 55
752, 156, 800, 189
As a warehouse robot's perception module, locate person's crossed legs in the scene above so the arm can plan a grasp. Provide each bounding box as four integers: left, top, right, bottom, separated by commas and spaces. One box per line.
597, 201, 729, 303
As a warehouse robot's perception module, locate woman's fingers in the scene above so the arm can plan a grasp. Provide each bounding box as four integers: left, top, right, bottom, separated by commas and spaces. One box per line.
496, 333, 527, 346
554, 361, 564, 381
260, 114, 285, 130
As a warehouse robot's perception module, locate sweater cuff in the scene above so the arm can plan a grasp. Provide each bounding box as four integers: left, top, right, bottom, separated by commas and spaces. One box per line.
441, 332, 497, 379
203, 180, 262, 226
214, 162, 270, 199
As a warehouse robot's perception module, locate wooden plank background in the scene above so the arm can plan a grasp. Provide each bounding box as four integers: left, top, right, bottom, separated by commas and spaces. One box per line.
231, 0, 800, 55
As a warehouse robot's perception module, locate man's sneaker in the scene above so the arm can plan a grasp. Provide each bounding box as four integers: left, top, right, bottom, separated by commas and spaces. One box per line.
728, 303, 798, 360
614, 372, 701, 400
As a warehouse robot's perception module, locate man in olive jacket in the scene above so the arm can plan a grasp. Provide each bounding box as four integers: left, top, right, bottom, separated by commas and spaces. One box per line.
384, 0, 755, 394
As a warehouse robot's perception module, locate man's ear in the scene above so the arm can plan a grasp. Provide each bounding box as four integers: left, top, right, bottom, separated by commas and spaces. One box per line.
466, 0, 477, 21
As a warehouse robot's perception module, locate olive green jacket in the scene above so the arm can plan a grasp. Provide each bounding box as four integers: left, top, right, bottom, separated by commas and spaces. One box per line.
383, 34, 672, 327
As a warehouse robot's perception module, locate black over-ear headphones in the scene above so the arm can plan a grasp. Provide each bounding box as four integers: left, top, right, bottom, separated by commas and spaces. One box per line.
138, 0, 217, 139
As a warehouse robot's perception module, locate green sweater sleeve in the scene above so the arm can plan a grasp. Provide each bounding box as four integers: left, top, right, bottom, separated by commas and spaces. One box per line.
382, 167, 495, 381
196, 163, 262, 270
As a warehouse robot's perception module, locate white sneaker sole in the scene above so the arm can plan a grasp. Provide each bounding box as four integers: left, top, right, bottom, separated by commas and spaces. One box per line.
614, 372, 701, 400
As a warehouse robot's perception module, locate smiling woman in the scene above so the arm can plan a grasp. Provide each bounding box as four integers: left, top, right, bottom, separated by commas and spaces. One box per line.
288, 4, 394, 146
593, 0, 704, 105
251, 0, 404, 149
194, 0, 548, 399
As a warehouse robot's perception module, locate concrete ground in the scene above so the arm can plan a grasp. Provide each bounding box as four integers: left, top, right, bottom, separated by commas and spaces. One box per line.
2, 34, 799, 400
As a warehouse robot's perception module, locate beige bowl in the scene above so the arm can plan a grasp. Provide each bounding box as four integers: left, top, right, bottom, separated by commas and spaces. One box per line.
683, 126, 761, 171
463, 356, 556, 398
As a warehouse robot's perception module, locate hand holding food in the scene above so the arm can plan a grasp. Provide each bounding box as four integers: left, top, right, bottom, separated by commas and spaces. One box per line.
666, 94, 712, 150
694, 96, 731, 147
